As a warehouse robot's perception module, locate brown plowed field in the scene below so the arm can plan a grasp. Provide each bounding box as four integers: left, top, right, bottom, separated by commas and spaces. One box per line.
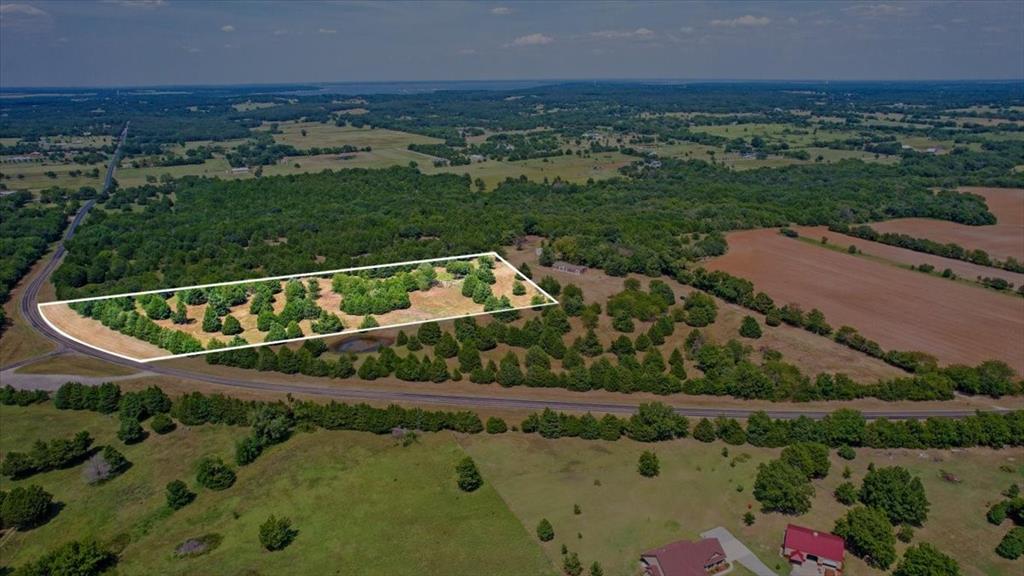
795, 225, 1024, 287
707, 228, 1024, 374
871, 187, 1024, 262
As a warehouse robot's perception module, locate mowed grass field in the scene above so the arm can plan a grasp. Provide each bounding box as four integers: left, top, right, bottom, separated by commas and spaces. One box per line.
461, 433, 1022, 576
0, 404, 553, 576
0, 161, 104, 192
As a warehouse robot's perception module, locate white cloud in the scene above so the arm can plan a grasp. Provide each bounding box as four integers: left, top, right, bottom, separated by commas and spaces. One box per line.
710, 15, 770, 27
0, 3, 51, 29
103, 0, 166, 7
318, 28, 337, 34
590, 27, 656, 40
491, 6, 511, 15
221, 24, 235, 32
679, 26, 694, 34
843, 3, 905, 17
505, 33, 553, 47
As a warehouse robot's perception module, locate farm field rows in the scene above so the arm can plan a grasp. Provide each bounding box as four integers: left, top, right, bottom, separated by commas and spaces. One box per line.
793, 225, 1024, 287
870, 187, 1024, 262
706, 228, 1024, 374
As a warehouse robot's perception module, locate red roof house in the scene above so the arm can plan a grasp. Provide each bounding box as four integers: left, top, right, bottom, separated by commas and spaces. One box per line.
640, 538, 728, 576
782, 524, 845, 574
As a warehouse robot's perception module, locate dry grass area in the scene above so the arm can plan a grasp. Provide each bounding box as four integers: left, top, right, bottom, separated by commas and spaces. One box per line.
871, 187, 1024, 262
0, 247, 58, 367
38, 258, 547, 361
795, 225, 1024, 287
707, 228, 1024, 374
39, 303, 169, 360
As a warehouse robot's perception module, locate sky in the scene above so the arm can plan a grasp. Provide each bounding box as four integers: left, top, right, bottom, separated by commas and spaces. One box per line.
1, 0, 1022, 87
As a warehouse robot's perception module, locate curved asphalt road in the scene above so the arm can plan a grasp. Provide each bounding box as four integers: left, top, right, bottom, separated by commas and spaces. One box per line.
14, 124, 1000, 420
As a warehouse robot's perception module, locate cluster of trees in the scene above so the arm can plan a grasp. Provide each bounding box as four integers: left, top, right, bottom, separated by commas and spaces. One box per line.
0, 385, 51, 407
521, 403, 689, 443
521, 405, 1024, 450
0, 485, 55, 532
235, 405, 293, 466
987, 483, 1024, 559
832, 222, 1023, 274
332, 266, 432, 315
1, 430, 93, 480
168, 389, 484, 435
9, 539, 115, 575
70, 296, 204, 355
0, 190, 69, 331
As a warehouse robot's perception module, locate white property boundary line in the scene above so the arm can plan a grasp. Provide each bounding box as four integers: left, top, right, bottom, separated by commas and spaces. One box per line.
39, 251, 559, 364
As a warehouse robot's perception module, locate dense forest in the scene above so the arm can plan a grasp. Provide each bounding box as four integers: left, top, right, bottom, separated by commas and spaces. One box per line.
52, 158, 996, 298
0, 191, 69, 330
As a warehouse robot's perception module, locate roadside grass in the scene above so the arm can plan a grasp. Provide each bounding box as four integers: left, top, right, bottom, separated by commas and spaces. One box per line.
0, 247, 57, 367
0, 404, 553, 576
460, 433, 1021, 576
14, 354, 137, 377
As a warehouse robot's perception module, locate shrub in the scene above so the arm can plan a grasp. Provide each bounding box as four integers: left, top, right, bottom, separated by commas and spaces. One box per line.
166, 480, 196, 510
117, 417, 146, 444
1, 485, 53, 530
150, 413, 176, 434
12, 539, 115, 575
196, 456, 236, 491
835, 482, 858, 506
638, 451, 660, 478
693, 418, 716, 443
485, 417, 508, 434
893, 542, 960, 576
456, 457, 482, 492
536, 518, 554, 541
896, 525, 914, 543
837, 445, 856, 460
739, 316, 762, 339
259, 515, 297, 551
996, 526, 1024, 560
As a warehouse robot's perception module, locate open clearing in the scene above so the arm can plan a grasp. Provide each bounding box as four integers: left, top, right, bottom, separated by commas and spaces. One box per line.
462, 433, 1021, 576
40, 253, 551, 361
794, 225, 1024, 287
707, 228, 1024, 373
871, 187, 1024, 262
0, 404, 553, 576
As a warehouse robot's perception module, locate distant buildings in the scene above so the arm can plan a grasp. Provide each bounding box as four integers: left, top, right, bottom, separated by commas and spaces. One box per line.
230, 166, 250, 174
781, 524, 845, 576
640, 537, 728, 576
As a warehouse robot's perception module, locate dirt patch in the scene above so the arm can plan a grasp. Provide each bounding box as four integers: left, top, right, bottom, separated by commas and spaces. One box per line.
871, 187, 1024, 262
707, 228, 1024, 374
40, 303, 168, 360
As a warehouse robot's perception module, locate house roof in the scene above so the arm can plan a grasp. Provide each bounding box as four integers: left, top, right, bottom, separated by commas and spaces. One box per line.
641, 538, 726, 576
784, 524, 845, 561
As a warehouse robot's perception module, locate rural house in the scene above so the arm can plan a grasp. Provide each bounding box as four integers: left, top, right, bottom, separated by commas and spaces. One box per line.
552, 261, 588, 275
639, 537, 728, 576
781, 524, 845, 576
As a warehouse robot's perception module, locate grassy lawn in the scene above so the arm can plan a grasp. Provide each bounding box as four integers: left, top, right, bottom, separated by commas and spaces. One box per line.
14, 354, 137, 377
0, 404, 553, 576
268, 121, 441, 150
0, 161, 104, 192
460, 433, 1022, 576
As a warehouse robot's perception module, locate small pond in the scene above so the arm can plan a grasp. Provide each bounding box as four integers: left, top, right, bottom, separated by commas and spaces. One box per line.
329, 335, 393, 354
